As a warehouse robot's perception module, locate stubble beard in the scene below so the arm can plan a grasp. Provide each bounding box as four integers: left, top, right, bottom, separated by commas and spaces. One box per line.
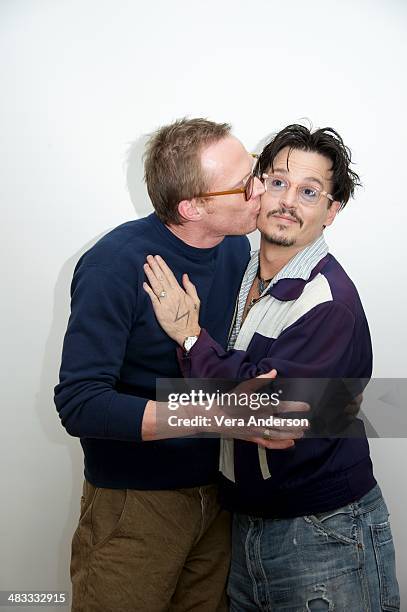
262, 229, 296, 247
261, 209, 303, 247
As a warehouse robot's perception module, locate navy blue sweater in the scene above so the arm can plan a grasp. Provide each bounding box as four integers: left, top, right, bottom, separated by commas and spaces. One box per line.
54, 213, 250, 489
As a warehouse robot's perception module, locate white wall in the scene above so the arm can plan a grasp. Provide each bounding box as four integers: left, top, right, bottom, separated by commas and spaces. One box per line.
1, 0, 406, 609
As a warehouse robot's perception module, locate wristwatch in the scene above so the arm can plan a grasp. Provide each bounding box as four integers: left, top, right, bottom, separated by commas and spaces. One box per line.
183, 335, 199, 354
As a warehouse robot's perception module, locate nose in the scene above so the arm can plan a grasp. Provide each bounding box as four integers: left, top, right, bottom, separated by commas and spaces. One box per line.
280, 185, 298, 209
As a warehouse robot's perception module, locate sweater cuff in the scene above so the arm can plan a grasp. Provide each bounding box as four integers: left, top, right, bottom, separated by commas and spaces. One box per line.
105, 393, 148, 442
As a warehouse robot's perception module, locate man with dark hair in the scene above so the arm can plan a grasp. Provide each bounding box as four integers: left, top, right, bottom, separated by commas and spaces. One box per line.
145, 124, 400, 610
54, 118, 296, 611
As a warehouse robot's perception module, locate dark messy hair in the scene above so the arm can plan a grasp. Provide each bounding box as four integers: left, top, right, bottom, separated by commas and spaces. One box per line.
256, 124, 361, 209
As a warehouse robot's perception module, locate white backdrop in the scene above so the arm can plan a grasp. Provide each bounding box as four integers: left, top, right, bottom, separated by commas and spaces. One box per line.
1, 0, 406, 610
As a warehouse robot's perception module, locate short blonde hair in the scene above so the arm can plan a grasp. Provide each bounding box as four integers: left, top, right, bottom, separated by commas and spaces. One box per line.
144, 117, 231, 225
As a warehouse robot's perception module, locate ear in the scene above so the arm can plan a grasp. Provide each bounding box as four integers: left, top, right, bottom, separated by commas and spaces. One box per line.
324, 200, 341, 228
177, 198, 204, 222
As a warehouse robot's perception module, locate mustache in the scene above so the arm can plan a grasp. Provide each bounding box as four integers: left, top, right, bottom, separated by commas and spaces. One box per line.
266, 208, 303, 227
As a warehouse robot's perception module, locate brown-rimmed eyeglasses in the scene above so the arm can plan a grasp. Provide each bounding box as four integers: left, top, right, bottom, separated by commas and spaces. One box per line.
196, 154, 260, 202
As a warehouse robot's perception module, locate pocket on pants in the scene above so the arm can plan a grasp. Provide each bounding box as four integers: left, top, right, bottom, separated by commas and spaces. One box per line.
371, 520, 400, 611
304, 505, 358, 546
89, 487, 128, 549
78, 480, 98, 522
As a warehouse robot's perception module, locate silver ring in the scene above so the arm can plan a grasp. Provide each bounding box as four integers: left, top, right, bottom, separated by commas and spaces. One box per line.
159, 291, 167, 298
263, 428, 272, 440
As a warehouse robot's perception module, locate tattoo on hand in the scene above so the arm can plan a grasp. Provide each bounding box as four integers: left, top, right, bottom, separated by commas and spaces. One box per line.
174, 303, 190, 327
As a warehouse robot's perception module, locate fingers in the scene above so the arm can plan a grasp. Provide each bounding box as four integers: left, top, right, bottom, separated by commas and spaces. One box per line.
262, 428, 304, 440
152, 255, 179, 289
277, 400, 310, 414
241, 424, 305, 447
232, 376, 273, 396
183, 273, 200, 303
257, 369, 278, 379
231, 369, 277, 396
237, 425, 304, 441
142, 282, 160, 308
144, 261, 165, 296
146, 255, 167, 283
245, 437, 295, 450
145, 256, 190, 305
145, 257, 198, 311
344, 394, 363, 416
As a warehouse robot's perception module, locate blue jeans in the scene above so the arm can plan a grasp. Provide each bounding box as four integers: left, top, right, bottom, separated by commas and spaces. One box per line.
228, 484, 400, 611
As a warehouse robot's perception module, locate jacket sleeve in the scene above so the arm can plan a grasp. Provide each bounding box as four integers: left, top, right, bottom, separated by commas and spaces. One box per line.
54, 263, 147, 442
178, 301, 359, 379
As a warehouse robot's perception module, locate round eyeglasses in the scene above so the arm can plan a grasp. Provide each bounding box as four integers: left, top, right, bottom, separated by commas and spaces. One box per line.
262, 173, 334, 206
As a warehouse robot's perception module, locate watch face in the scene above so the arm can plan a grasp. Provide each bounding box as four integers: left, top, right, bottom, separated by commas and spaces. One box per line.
184, 336, 198, 352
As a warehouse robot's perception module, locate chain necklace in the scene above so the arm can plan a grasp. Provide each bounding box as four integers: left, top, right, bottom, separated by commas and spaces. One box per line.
247, 265, 273, 312
257, 263, 273, 295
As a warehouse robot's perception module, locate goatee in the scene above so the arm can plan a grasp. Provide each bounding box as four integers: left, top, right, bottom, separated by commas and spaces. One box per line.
263, 231, 296, 247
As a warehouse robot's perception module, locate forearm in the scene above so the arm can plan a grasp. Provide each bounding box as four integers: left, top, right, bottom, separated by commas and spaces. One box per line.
141, 397, 299, 450
141, 399, 204, 441
177, 328, 268, 379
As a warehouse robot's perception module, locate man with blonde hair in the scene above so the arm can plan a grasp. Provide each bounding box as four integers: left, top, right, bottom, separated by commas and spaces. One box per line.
55, 118, 295, 611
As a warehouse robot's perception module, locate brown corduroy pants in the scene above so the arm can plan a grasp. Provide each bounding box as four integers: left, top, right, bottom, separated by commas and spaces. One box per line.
70, 481, 231, 612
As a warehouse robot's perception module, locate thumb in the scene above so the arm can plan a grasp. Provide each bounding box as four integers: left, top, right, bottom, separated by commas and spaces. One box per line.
257, 368, 278, 380
183, 273, 199, 302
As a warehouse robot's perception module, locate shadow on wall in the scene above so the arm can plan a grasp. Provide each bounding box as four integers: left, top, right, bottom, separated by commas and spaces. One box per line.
34, 132, 155, 595
125, 133, 154, 220
34, 235, 107, 597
